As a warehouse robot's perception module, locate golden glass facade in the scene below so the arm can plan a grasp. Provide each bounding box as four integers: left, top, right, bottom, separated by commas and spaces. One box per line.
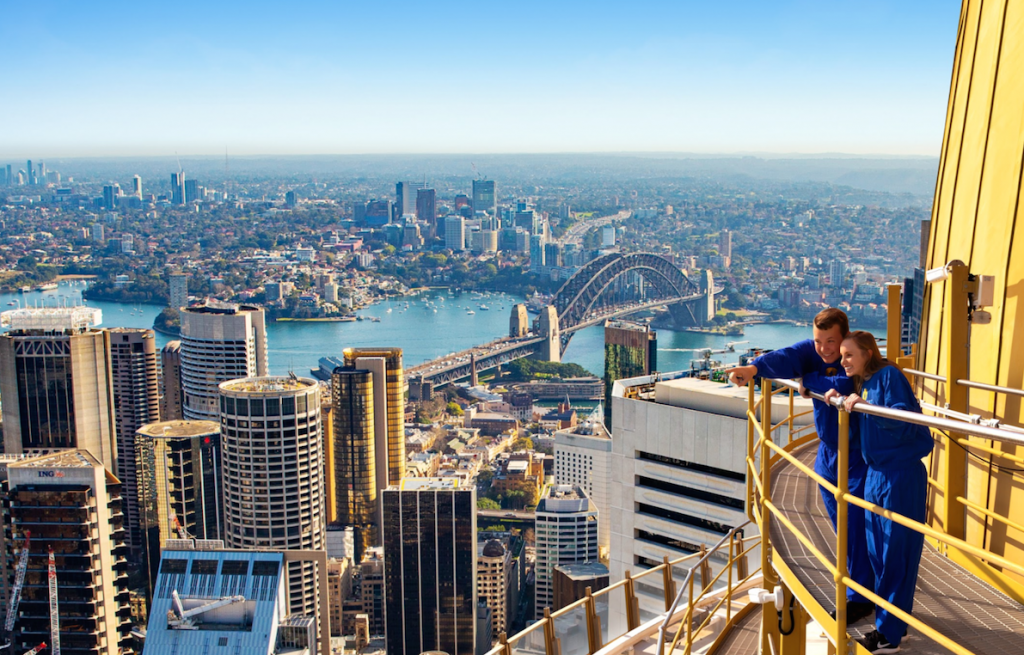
331, 367, 378, 561
343, 347, 405, 485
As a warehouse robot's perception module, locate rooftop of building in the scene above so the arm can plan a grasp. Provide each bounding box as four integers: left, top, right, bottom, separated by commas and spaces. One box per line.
14, 449, 99, 469
137, 420, 221, 439
553, 562, 610, 580
0, 305, 102, 332
219, 375, 317, 394
543, 484, 584, 501
555, 419, 610, 441
604, 318, 654, 332
182, 300, 261, 315
396, 477, 461, 491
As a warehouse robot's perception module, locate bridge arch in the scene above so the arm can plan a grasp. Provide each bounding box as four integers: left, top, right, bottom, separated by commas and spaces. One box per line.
551, 252, 702, 332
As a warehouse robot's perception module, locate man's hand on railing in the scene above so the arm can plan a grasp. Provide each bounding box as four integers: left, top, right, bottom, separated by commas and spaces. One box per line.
726, 364, 757, 387
798, 380, 811, 399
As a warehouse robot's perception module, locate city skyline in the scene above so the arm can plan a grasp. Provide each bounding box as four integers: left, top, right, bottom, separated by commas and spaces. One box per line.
1, 1, 960, 158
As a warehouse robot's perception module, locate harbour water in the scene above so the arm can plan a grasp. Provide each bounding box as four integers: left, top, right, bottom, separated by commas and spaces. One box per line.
0, 281, 844, 378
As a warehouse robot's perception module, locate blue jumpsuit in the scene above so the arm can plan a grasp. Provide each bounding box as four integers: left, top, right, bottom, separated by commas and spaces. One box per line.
754, 341, 873, 604
854, 365, 933, 646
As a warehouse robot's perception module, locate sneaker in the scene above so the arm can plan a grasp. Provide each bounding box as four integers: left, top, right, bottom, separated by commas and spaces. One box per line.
858, 630, 900, 654
829, 601, 875, 624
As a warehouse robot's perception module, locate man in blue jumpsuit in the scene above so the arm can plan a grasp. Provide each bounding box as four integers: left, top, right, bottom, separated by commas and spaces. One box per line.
726, 308, 874, 623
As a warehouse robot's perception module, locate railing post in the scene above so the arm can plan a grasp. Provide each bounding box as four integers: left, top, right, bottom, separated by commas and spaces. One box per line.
779, 582, 808, 655
943, 262, 970, 542
746, 380, 757, 522
726, 534, 734, 624
759, 380, 779, 655
788, 386, 795, 445
887, 284, 902, 361
500, 631, 512, 655
699, 543, 711, 593
585, 586, 602, 654
834, 409, 852, 654
543, 607, 560, 655
623, 570, 640, 631
662, 556, 676, 612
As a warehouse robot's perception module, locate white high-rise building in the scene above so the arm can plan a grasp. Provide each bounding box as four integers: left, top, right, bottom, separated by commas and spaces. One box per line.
219, 376, 326, 624
179, 303, 267, 421
169, 272, 188, 309
535, 484, 598, 619
445, 215, 465, 251
554, 419, 612, 561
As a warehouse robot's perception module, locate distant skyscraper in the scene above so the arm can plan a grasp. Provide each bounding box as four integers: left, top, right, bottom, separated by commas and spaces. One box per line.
830, 259, 847, 288
530, 233, 546, 272
416, 187, 437, 235
168, 272, 188, 309
184, 178, 200, 203
160, 340, 184, 420
396, 181, 426, 218
603, 320, 657, 426
4, 164, 11, 186
286, 190, 297, 207
171, 172, 185, 205
554, 420, 612, 561
108, 327, 161, 557
25, 159, 32, 185
92, 222, 105, 242
135, 419, 223, 587
331, 366, 379, 561
133, 174, 143, 198
719, 228, 732, 261
445, 215, 465, 251
361, 199, 392, 226
0, 307, 117, 470
220, 376, 326, 624
103, 184, 117, 210
383, 478, 477, 655
535, 484, 598, 618
472, 179, 496, 215
7, 450, 133, 655
179, 303, 268, 421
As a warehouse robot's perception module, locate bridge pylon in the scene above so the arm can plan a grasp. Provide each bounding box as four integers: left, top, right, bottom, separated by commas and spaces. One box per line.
534, 306, 561, 362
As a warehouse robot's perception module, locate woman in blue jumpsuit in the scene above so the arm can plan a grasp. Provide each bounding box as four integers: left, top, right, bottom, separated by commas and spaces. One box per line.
825, 331, 933, 654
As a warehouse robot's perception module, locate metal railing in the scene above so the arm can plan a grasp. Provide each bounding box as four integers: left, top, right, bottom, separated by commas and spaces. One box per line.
655, 521, 757, 655
488, 531, 759, 655
748, 376, 1024, 655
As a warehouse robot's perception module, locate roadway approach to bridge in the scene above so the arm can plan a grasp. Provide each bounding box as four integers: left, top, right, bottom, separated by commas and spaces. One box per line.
406, 252, 714, 398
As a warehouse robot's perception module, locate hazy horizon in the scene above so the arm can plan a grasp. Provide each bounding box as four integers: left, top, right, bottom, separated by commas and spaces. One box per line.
1, 1, 961, 159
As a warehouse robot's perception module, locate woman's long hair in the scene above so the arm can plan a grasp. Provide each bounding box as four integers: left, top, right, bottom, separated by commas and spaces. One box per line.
845, 330, 890, 390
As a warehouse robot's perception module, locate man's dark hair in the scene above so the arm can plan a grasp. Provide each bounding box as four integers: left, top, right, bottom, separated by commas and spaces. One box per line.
813, 307, 850, 336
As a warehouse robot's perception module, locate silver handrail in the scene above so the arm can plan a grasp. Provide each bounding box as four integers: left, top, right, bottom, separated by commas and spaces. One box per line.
655, 519, 753, 654
772, 378, 1024, 446
903, 368, 1024, 399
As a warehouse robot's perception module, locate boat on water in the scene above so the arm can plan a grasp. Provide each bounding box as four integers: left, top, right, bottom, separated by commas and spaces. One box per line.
479, 305, 490, 311
466, 310, 475, 315
37, 282, 58, 291
386, 308, 392, 313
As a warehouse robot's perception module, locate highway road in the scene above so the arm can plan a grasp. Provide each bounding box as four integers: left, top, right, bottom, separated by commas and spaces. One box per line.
556, 209, 632, 246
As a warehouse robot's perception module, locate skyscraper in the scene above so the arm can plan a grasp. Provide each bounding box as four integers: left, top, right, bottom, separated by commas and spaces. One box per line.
132, 174, 142, 198
530, 233, 546, 272
554, 420, 612, 561
103, 184, 118, 210
179, 303, 268, 421
135, 419, 223, 586
331, 367, 380, 561
535, 484, 598, 618
472, 179, 496, 215
26, 159, 33, 185
0, 307, 117, 471
383, 478, 477, 655
171, 172, 184, 205
603, 320, 657, 426
160, 341, 184, 420
445, 215, 465, 251
7, 450, 133, 655
168, 272, 188, 310
416, 187, 437, 235
718, 228, 732, 263
184, 178, 200, 203
396, 181, 426, 218
108, 327, 161, 557
219, 376, 326, 624
343, 348, 404, 488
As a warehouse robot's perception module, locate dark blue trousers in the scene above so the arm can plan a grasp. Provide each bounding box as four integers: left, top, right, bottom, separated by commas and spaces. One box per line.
865, 461, 927, 646
816, 441, 873, 604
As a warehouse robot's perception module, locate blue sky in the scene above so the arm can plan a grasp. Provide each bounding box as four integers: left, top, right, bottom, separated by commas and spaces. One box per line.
0, 1, 961, 157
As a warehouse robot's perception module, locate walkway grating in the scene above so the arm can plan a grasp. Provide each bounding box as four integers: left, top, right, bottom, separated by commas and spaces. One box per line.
769, 443, 1024, 654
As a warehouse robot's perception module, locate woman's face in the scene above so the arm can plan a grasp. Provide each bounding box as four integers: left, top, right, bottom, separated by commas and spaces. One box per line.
840, 339, 870, 378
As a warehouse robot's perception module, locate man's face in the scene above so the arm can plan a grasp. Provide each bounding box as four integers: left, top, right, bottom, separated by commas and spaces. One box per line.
812, 325, 844, 363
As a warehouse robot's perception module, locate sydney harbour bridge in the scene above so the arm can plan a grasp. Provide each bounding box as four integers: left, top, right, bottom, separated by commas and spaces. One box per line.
406, 252, 715, 398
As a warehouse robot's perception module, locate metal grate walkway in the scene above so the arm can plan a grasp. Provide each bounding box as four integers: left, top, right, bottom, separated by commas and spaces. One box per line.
770, 443, 1024, 654
711, 607, 759, 655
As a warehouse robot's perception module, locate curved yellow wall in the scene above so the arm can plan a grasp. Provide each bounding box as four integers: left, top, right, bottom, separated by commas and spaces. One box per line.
918, 0, 1024, 582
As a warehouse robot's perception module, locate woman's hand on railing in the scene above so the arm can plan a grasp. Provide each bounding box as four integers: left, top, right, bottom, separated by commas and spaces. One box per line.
843, 394, 864, 412
824, 389, 844, 406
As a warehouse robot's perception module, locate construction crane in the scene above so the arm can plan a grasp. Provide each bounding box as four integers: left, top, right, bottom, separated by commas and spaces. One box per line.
1, 531, 32, 650
47, 548, 59, 655
166, 590, 245, 630
20, 644, 45, 655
